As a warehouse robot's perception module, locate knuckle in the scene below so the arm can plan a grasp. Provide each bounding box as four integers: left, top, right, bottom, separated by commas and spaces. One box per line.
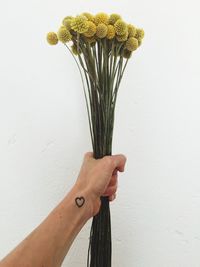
103, 156, 114, 168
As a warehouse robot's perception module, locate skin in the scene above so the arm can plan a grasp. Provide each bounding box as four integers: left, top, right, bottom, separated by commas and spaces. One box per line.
0, 152, 126, 267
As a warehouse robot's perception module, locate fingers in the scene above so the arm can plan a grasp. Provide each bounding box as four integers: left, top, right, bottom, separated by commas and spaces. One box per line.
108, 174, 118, 187
103, 182, 117, 196
112, 154, 127, 172
103, 154, 127, 173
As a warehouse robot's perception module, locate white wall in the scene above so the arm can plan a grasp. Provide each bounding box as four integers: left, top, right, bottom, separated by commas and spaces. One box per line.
0, 0, 200, 266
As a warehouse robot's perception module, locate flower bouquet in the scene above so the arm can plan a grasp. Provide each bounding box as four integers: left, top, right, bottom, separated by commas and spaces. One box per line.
46, 12, 144, 267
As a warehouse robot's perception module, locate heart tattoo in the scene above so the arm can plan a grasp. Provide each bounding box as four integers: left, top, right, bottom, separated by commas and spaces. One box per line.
75, 196, 85, 208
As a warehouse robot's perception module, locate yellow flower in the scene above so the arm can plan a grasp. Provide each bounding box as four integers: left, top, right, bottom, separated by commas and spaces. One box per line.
94, 12, 109, 25
122, 49, 133, 59
125, 37, 138, 51
109, 14, 121, 25
82, 12, 94, 22
96, 23, 108, 38
57, 27, 72, 43
62, 16, 73, 30
114, 19, 127, 36
46, 32, 58, 45
71, 15, 89, 33
84, 21, 96, 37
106, 25, 115, 39
116, 31, 128, 42
127, 24, 137, 37
135, 28, 145, 39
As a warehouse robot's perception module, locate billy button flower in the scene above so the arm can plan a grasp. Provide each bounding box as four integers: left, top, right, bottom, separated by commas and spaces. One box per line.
116, 30, 128, 42
135, 28, 145, 39
71, 15, 89, 34
57, 27, 72, 43
114, 19, 128, 36
94, 12, 109, 25
125, 37, 138, 51
83, 21, 96, 37
122, 49, 132, 59
82, 12, 95, 22
135, 28, 145, 47
46, 32, 58, 45
96, 23, 108, 38
127, 24, 137, 37
62, 16, 74, 30
108, 14, 121, 25
106, 25, 115, 40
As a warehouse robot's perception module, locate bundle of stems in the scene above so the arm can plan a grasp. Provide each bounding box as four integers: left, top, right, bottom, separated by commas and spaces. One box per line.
71, 37, 128, 267
46, 12, 144, 267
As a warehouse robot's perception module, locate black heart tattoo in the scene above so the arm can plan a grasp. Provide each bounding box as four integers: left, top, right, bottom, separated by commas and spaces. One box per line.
75, 196, 85, 208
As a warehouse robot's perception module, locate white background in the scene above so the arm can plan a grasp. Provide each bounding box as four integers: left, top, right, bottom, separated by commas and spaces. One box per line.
0, 0, 200, 266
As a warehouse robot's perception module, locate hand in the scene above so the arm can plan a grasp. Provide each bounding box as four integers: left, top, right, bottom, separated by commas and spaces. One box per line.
74, 152, 127, 217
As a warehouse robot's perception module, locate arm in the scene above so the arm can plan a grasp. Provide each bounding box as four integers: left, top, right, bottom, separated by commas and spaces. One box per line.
0, 152, 126, 267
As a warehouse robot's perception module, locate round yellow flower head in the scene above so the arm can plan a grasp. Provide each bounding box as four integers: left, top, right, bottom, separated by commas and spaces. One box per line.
114, 19, 127, 36
96, 23, 108, 38
71, 15, 89, 33
128, 24, 137, 37
94, 12, 109, 25
109, 14, 121, 25
106, 25, 115, 40
116, 31, 128, 42
135, 28, 145, 39
82, 12, 94, 22
125, 37, 138, 51
62, 16, 73, 30
122, 49, 132, 59
84, 21, 96, 37
46, 32, 58, 45
57, 27, 72, 43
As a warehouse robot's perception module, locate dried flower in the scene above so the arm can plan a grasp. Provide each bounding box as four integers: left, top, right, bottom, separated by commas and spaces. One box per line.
109, 14, 121, 25
82, 12, 94, 22
46, 32, 58, 45
57, 27, 72, 43
106, 25, 115, 39
84, 21, 96, 37
116, 31, 128, 42
135, 28, 145, 39
71, 15, 89, 33
125, 37, 138, 51
94, 12, 109, 25
127, 24, 137, 37
96, 23, 108, 38
122, 49, 133, 59
62, 16, 73, 30
114, 19, 127, 36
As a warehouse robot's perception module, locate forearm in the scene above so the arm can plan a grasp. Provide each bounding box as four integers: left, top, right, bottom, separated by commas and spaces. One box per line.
0, 185, 93, 267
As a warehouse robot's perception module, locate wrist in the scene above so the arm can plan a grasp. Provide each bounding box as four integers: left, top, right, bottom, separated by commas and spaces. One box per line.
68, 184, 97, 220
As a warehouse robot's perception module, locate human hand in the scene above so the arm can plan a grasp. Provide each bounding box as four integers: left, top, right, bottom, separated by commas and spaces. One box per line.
74, 152, 127, 217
